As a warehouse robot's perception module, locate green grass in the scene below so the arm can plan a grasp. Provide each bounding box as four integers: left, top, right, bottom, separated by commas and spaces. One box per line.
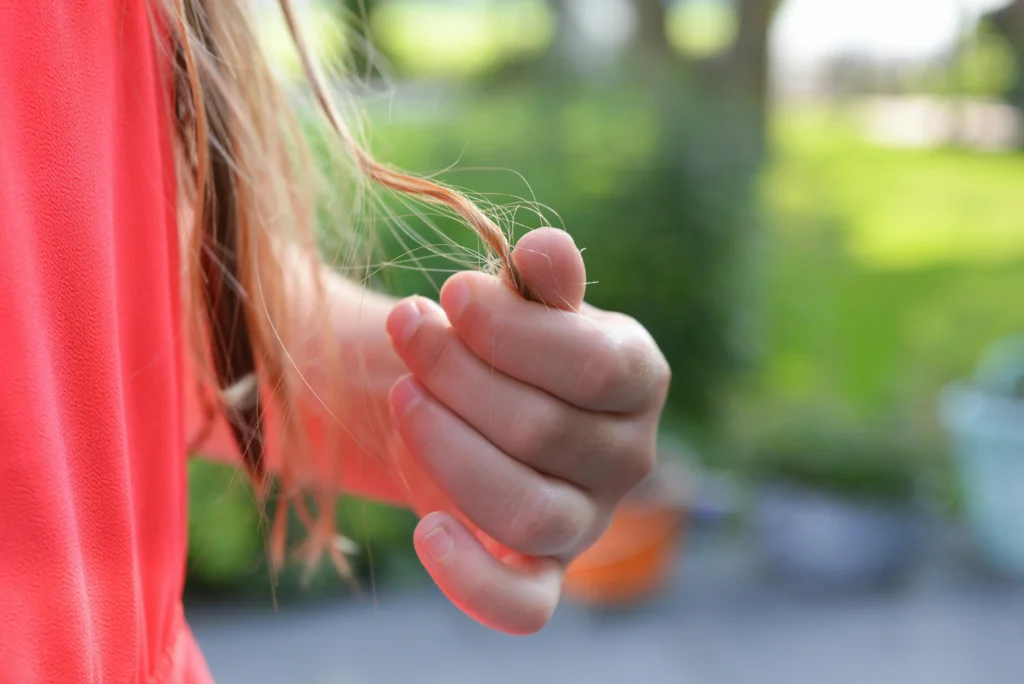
769, 108, 1024, 268
757, 105, 1024, 441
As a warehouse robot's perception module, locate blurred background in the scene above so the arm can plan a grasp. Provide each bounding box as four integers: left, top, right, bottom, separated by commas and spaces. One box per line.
186, 0, 1024, 681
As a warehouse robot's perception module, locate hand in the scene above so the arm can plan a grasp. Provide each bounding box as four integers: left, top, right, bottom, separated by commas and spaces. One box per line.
384, 228, 670, 635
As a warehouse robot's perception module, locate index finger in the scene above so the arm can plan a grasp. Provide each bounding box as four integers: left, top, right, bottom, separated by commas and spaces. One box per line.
440, 272, 663, 414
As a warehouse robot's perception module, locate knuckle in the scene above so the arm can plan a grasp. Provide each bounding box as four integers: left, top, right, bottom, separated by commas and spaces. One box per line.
600, 421, 657, 494
622, 329, 669, 391
503, 483, 552, 551
650, 346, 672, 395
579, 418, 617, 454
575, 509, 615, 553
576, 339, 623, 405
609, 327, 673, 411
657, 355, 672, 390
621, 334, 653, 379
510, 402, 569, 459
588, 313, 672, 410
503, 482, 582, 554
620, 440, 657, 490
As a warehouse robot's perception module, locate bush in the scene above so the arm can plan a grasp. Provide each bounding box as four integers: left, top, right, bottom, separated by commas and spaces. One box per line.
185, 460, 421, 602
744, 410, 924, 505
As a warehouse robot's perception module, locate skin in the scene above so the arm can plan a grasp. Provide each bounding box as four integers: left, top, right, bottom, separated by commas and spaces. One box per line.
189, 227, 670, 635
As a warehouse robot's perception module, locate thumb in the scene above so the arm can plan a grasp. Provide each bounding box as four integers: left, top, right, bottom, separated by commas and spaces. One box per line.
511, 228, 586, 312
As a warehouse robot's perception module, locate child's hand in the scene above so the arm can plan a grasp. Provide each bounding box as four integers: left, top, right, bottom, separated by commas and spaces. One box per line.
385, 228, 670, 635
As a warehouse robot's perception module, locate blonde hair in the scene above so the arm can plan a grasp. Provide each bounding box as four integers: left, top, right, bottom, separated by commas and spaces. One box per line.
165, 0, 533, 574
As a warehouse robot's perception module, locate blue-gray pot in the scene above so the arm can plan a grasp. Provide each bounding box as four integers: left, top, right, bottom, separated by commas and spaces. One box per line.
755, 483, 919, 591
940, 383, 1024, 578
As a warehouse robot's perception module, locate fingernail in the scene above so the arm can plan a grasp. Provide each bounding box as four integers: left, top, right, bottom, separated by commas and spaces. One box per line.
441, 280, 471, 322
422, 524, 453, 561
388, 299, 422, 347
391, 377, 424, 416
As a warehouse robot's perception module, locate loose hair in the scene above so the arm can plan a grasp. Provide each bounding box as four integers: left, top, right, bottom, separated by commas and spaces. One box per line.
164, 0, 533, 574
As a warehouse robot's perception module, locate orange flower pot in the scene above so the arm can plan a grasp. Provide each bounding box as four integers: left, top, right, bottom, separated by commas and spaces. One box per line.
562, 456, 691, 607
563, 503, 686, 606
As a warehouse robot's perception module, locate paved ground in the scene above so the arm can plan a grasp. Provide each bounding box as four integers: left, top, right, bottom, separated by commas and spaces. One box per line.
188, 527, 1024, 684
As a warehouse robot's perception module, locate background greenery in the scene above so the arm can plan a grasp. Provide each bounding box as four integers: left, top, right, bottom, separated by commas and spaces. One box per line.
186, 0, 1024, 599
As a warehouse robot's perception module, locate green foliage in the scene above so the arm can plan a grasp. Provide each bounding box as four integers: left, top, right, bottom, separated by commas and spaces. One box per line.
758, 106, 1024, 424
901, 20, 1017, 99
187, 459, 263, 585
956, 21, 1018, 99
746, 410, 923, 504
186, 460, 420, 601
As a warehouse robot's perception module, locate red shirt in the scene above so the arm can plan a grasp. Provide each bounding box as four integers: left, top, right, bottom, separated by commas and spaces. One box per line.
0, 1, 214, 681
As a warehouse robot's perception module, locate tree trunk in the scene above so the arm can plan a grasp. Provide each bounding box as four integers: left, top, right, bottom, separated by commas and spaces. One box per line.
547, 0, 587, 74
733, 0, 775, 158
989, 0, 1024, 111
634, 0, 672, 63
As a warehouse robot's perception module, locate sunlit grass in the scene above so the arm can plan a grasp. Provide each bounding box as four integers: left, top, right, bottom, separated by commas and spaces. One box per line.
371, 0, 554, 78
768, 106, 1024, 269
761, 104, 1024, 426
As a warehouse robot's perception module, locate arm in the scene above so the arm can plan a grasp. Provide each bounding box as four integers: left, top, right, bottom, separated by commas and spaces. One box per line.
183, 269, 414, 508
188, 229, 671, 636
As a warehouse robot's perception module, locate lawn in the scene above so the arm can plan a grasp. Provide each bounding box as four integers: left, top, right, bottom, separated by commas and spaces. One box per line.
756, 104, 1024, 445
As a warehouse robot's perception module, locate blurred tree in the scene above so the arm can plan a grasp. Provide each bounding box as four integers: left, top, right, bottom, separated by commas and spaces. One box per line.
542, 0, 588, 77
540, 0, 675, 79
956, 20, 1016, 98
988, 0, 1024, 113
729, 0, 781, 158
635, 0, 673, 62
649, 0, 783, 159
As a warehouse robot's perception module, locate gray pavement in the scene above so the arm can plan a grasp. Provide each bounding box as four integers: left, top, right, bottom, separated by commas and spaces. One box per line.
188, 528, 1024, 684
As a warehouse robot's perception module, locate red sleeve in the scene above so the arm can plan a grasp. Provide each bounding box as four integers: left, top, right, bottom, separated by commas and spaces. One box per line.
0, 1, 213, 681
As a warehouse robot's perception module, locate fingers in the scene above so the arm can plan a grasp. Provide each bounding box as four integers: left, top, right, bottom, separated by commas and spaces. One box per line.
511, 227, 586, 312
389, 375, 599, 558
386, 297, 649, 494
439, 271, 668, 414
414, 512, 564, 635
380, 227, 668, 636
